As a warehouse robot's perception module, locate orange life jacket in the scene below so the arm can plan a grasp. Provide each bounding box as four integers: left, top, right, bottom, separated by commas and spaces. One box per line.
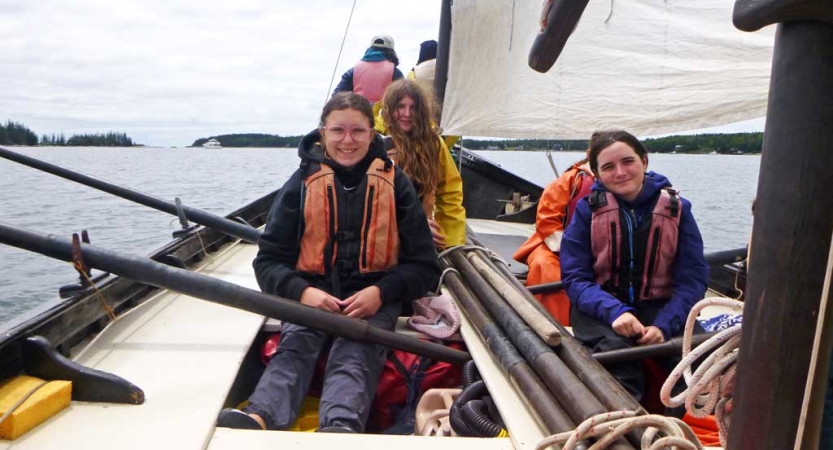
590, 189, 681, 302
296, 159, 400, 281
513, 163, 594, 263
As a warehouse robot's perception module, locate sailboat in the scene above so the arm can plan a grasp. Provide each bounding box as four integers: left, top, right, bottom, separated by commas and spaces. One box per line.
1, 1, 829, 449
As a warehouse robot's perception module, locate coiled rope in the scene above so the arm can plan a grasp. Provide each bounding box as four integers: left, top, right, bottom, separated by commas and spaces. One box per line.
535, 410, 703, 450
660, 297, 744, 447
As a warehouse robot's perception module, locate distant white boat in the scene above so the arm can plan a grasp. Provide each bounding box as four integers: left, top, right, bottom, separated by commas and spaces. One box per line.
202, 138, 222, 149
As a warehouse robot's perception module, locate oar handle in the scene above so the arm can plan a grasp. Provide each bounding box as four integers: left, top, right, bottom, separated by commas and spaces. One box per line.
593, 332, 717, 366
0, 222, 470, 365
0, 146, 261, 243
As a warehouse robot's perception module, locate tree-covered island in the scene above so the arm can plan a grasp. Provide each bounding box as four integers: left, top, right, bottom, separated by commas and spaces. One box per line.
4, 118, 761, 154
1, 120, 136, 146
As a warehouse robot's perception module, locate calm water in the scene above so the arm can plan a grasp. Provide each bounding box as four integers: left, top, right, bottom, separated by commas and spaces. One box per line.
0, 147, 759, 330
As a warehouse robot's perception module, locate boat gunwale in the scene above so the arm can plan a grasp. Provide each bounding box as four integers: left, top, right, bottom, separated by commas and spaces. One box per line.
0, 189, 277, 380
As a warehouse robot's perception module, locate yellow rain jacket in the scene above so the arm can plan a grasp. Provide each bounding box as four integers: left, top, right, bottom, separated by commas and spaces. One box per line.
375, 114, 466, 248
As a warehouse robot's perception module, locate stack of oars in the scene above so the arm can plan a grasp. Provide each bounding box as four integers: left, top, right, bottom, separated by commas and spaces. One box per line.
440, 239, 645, 450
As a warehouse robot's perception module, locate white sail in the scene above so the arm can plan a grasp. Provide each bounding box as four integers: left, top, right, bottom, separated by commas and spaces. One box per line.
442, 0, 775, 139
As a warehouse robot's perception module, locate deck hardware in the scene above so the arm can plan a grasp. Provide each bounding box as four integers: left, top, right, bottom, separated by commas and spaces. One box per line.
58, 231, 110, 299
155, 253, 188, 269
172, 197, 197, 239
232, 216, 253, 227
22, 335, 145, 404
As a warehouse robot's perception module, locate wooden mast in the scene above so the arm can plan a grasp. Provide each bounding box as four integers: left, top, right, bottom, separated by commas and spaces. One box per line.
729, 2, 833, 448
433, 0, 451, 120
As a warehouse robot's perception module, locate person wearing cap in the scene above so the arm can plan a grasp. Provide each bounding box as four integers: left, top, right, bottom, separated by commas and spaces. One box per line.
333, 34, 404, 104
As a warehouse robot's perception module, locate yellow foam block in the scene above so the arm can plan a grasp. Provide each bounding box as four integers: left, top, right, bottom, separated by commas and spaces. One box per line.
0, 375, 72, 440
288, 397, 320, 432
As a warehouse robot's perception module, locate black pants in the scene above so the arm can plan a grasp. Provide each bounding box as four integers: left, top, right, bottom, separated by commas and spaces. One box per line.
570, 301, 702, 404
245, 300, 400, 431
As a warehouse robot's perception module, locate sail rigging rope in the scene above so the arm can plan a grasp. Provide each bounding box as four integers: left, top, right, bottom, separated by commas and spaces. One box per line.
605, 0, 615, 24
436, 267, 461, 294
324, 0, 359, 106
168, 218, 216, 265
509, 0, 517, 50
74, 259, 117, 322
660, 297, 744, 447
545, 148, 560, 178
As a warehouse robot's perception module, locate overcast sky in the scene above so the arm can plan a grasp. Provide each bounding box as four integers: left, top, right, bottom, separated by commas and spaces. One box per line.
1, 0, 442, 147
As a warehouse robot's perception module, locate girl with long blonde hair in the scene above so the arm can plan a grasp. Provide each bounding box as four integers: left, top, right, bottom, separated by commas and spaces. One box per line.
378, 79, 466, 248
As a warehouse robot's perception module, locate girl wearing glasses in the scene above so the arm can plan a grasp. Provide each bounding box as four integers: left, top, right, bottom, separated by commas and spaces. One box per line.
217, 92, 440, 432
377, 79, 466, 249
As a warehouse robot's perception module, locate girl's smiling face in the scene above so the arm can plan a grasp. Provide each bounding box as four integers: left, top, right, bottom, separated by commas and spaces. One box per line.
321, 108, 373, 168
392, 95, 415, 133
596, 141, 648, 202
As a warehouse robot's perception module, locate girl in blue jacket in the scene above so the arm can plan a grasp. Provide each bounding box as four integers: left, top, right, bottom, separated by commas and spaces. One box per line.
560, 130, 709, 401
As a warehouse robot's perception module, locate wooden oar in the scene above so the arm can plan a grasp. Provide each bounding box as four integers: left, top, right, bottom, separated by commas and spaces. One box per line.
0, 221, 471, 365
527, 246, 749, 295
0, 146, 261, 243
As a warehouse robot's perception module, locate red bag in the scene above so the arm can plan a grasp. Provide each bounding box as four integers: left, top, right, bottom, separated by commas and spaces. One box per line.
367, 342, 465, 433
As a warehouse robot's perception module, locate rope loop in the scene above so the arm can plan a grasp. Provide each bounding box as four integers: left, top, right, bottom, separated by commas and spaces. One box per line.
660, 296, 743, 447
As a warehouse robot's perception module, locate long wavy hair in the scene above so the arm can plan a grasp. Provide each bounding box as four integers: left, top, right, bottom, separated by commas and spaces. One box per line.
381, 79, 440, 198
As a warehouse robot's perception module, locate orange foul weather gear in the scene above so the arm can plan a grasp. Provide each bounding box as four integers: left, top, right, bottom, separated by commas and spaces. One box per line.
513, 162, 594, 325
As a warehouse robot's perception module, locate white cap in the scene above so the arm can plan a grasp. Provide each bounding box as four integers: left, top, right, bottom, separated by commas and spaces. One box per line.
370, 34, 395, 50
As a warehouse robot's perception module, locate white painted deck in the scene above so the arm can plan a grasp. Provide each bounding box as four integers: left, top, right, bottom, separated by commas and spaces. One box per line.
467, 218, 534, 238
209, 429, 514, 450
1, 242, 265, 450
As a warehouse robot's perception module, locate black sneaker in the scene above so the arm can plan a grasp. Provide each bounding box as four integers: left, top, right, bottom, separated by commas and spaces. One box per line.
316, 426, 356, 433
217, 408, 263, 430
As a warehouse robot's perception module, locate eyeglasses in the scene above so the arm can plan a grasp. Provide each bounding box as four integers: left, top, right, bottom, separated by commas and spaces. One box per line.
323, 125, 372, 142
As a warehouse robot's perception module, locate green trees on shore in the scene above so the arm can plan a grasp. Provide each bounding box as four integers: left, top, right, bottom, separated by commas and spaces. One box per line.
643, 133, 762, 154
462, 132, 764, 154
63, 132, 133, 147
0, 120, 136, 147
0, 121, 38, 146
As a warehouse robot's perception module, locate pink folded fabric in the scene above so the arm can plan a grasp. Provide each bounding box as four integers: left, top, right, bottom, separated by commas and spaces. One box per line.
407, 294, 462, 339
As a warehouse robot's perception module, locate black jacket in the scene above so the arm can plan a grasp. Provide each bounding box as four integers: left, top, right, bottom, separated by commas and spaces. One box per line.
253, 129, 440, 304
